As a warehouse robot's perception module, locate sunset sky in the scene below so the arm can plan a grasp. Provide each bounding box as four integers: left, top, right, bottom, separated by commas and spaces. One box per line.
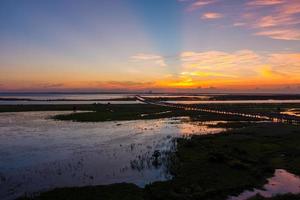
1, 0, 300, 93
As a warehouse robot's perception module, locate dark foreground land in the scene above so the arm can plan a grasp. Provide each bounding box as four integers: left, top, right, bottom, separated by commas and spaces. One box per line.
2, 104, 300, 200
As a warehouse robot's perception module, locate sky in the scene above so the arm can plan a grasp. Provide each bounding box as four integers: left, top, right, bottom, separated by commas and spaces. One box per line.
0, 0, 300, 93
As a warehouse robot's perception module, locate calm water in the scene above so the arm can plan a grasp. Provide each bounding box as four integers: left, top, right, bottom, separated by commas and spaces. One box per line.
0, 93, 132, 100
0, 112, 224, 200
0, 100, 140, 105
228, 169, 300, 200
0, 93, 139, 105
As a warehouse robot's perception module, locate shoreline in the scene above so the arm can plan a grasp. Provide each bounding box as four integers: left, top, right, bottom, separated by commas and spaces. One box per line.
1, 94, 300, 102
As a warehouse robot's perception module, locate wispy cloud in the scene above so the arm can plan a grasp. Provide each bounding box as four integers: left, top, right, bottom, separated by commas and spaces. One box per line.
233, 22, 246, 27
267, 53, 300, 73
180, 50, 260, 69
102, 81, 154, 89
181, 71, 236, 78
187, 0, 216, 11
130, 53, 167, 67
254, 15, 298, 28
255, 29, 300, 40
179, 50, 261, 83
179, 0, 300, 40
179, 50, 300, 81
201, 12, 223, 19
246, 0, 300, 40
246, 0, 285, 6
238, 1, 300, 40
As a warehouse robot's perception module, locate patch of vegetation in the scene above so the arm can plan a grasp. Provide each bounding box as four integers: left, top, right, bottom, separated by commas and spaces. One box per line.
17, 183, 143, 200
0, 104, 95, 113
52, 104, 181, 122
51, 104, 265, 122
206, 121, 259, 129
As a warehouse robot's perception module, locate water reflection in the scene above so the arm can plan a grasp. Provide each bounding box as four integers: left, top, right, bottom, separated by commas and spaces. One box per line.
0, 93, 130, 100
0, 112, 224, 200
228, 169, 300, 200
281, 109, 300, 117
178, 121, 226, 137
0, 100, 140, 105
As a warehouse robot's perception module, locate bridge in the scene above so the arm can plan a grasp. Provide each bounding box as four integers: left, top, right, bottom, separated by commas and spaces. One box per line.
135, 95, 300, 125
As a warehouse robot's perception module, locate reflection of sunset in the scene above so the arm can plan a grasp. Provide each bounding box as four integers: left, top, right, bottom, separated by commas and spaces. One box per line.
178, 122, 225, 137
229, 169, 300, 200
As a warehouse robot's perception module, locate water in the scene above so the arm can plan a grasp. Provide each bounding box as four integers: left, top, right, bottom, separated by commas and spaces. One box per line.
228, 169, 300, 200
0, 100, 140, 105
0, 93, 140, 105
281, 109, 300, 117
0, 93, 131, 100
0, 112, 225, 200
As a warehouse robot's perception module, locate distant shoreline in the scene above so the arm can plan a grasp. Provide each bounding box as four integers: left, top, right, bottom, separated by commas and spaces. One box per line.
0, 97, 136, 101
1, 92, 300, 95
1, 94, 300, 102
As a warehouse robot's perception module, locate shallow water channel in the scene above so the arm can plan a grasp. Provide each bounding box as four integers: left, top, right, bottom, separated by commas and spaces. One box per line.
228, 169, 300, 200
0, 111, 224, 200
